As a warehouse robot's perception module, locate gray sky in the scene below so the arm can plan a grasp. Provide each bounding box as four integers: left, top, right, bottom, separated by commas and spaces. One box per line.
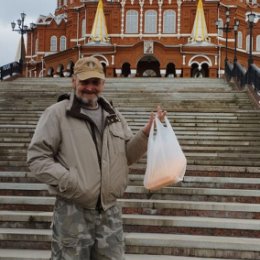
0, 0, 56, 66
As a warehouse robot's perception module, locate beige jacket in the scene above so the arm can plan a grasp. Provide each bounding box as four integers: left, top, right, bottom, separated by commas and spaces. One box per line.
27, 93, 148, 210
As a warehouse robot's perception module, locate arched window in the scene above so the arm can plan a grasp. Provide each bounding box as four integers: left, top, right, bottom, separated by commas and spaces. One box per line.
35, 38, 38, 53
246, 35, 253, 53
256, 35, 260, 52
126, 10, 138, 33
144, 10, 157, 33
60, 36, 66, 51
217, 19, 224, 37
163, 10, 176, 33
50, 36, 57, 52
57, 0, 62, 8
82, 19, 86, 37
237, 31, 243, 49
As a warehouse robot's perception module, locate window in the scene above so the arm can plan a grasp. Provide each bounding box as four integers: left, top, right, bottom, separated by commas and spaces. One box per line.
163, 10, 176, 33
82, 19, 86, 37
35, 38, 38, 53
50, 36, 57, 52
237, 31, 243, 49
256, 35, 260, 52
217, 19, 224, 37
60, 36, 66, 51
246, 35, 253, 53
57, 0, 62, 8
144, 10, 157, 33
64, 0, 68, 5
126, 10, 138, 33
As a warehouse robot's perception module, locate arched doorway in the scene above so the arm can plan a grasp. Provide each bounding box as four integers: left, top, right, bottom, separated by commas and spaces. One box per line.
166, 63, 176, 78
191, 63, 209, 78
56, 64, 64, 77
137, 55, 160, 77
122, 63, 131, 77
47, 67, 54, 77
66, 60, 74, 77
201, 63, 209, 77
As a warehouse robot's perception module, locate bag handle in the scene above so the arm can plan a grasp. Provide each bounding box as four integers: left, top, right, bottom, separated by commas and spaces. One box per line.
155, 116, 172, 130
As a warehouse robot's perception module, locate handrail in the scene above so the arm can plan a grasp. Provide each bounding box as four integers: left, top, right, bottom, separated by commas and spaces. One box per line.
249, 64, 260, 93
0, 62, 21, 81
232, 61, 247, 87
225, 61, 233, 82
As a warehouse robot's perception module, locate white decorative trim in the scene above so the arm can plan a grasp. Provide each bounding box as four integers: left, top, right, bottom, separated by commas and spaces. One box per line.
177, 0, 182, 36
188, 55, 213, 67
158, 0, 163, 36
121, 0, 126, 38
91, 54, 109, 66
139, 0, 145, 37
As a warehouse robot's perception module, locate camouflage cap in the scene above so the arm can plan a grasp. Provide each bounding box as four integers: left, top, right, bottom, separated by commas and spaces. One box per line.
74, 56, 105, 80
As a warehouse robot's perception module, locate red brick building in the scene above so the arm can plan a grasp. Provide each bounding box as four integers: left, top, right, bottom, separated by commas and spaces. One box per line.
25, 0, 260, 78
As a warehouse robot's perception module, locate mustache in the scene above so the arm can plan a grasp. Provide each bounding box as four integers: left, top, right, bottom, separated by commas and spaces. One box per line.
81, 89, 98, 94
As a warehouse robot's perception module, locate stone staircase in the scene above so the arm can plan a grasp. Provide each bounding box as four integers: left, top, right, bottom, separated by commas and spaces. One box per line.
0, 77, 260, 259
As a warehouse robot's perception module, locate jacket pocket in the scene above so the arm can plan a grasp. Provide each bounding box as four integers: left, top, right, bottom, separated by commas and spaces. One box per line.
108, 123, 127, 154
57, 166, 83, 200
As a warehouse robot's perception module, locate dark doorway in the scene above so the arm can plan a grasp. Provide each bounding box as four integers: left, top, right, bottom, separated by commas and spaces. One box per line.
122, 63, 131, 77
166, 63, 176, 78
137, 55, 160, 77
191, 63, 209, 78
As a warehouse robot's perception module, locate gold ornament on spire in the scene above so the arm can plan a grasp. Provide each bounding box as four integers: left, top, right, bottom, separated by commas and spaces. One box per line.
89, 0, 110, 44
190, 0, 209, 43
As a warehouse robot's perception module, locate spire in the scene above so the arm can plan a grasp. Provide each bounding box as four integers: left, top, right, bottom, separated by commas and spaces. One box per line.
190, 0, 209, 43
15, 36, 26, 64
89, 0, 110, 44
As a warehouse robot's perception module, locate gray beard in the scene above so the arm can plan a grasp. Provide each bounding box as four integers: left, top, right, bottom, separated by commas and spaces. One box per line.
75, 92, 99, 109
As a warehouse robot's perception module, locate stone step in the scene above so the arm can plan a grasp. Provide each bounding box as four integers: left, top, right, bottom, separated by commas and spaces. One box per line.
124, 232, 260, 258
0, 228, 259, 258
129, 175, 260, 189
0, 249, 243, 260
0, 211, 259, 237
0, 183, 259, 203
0, 196, 259, 218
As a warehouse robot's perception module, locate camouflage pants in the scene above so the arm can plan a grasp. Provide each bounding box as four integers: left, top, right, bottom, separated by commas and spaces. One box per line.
51, 198, 125, 260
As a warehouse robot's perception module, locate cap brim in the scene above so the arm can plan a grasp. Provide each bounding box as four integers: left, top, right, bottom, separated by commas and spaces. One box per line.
76, 71, 105, 80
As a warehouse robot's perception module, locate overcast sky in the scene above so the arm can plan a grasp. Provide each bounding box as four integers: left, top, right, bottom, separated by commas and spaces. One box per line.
0, 0, 57, 66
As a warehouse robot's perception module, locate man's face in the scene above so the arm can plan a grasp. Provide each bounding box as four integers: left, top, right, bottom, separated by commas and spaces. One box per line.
73, 76, 105, 104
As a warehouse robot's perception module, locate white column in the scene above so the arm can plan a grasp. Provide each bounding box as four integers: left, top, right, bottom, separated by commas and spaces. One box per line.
115, 69, 121, 77
130, 69, 137, 77
177, 0, 182, 37
160, 69, 166, 77
120, 0, 126, 38
139, 0, 144, 38
158, 0, 163, 38
182, 55, 186, 65
176, 69, 182, 77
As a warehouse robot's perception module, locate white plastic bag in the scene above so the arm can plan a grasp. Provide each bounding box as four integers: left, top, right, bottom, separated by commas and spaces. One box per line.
144, 116, 187, 190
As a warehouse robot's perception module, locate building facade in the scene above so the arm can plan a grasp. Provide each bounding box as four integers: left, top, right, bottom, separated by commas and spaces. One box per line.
25, 0, 260, 78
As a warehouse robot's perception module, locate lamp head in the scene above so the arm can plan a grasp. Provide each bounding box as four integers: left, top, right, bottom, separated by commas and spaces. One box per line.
17, 19, 22, 26
248, 12, 256, 23
21, 12, 26, 21
11, 21, 16, 30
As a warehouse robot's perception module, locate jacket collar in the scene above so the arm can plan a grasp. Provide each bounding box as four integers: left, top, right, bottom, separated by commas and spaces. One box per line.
66, 91, 120, 125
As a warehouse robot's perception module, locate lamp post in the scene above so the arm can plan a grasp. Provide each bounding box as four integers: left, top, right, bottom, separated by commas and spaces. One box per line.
233, 19, 239, 63
247, 12, 256, 85
11, 13, 32, 72
216, 9, 231, 66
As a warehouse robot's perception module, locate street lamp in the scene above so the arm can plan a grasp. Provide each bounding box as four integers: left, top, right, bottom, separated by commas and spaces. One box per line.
215, 9, 231, 65
247, 12, 256, 85
233, 19, 239, 63
11, 12, 32, 72
247, 12, 256, 67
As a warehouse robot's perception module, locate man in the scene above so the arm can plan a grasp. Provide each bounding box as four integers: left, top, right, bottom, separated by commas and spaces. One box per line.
27, 56, 165, 260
